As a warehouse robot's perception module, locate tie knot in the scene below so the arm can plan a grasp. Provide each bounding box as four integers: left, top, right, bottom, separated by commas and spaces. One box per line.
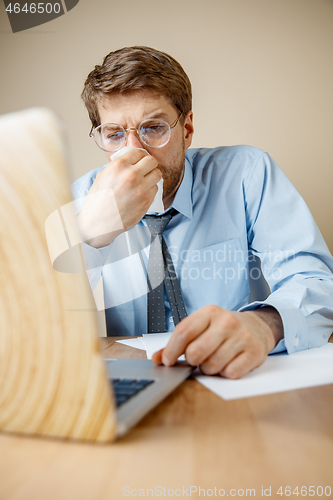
144, 209, 178, 235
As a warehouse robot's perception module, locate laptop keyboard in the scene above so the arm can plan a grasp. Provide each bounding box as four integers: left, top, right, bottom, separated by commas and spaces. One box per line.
111, 378, 155, 407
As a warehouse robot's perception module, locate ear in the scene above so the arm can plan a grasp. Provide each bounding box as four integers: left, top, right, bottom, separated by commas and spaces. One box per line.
183, 111, 194, 149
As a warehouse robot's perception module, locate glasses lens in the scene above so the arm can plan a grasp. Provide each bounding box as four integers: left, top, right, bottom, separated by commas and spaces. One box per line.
139, 119, 171, 148
95, 124, 125, 151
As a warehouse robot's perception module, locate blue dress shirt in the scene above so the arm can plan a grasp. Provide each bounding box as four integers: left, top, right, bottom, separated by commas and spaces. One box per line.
71, 146, 333, 353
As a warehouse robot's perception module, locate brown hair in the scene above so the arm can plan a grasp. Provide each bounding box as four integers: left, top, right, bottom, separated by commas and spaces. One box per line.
81, 46, 192, 129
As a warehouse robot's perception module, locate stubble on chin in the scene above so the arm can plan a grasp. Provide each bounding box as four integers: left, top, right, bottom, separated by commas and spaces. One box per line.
159, 140, 186, 200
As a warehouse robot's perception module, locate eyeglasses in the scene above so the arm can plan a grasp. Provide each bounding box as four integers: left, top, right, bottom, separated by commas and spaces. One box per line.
90, 112, 182, 152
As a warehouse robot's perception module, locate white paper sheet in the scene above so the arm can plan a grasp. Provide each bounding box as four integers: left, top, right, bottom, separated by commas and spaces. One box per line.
117, 335, 333, 400
195, 343, 333, 400
117, 333, 185, 360
141, 333, 186, 361
116, 337, 146, 350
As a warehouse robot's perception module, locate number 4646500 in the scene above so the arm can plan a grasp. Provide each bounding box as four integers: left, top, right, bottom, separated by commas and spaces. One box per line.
6, 3, 61, 14
277, 486, 331, 496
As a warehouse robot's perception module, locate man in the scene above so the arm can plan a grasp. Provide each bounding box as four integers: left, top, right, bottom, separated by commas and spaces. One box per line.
72, 46, 333, 379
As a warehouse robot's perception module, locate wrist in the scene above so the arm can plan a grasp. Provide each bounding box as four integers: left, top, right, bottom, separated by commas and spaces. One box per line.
250, 306, 284, 349
77, 211, 123, 248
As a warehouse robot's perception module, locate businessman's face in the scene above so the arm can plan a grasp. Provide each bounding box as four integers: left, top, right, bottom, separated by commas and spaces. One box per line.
97, 91, 194, 208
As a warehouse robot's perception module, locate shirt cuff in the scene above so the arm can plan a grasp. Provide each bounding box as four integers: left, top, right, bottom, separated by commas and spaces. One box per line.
80, 241, 113, 291
80, 241, 113, 269
238, 300, 309, 355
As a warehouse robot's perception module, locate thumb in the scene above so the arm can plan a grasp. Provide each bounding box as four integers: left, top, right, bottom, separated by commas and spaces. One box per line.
151, 348, 164, 365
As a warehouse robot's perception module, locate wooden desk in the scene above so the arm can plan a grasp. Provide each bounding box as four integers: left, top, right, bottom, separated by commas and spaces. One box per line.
1, 338, 332, 500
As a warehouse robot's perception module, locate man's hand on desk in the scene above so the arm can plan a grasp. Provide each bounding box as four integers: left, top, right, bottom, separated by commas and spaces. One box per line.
152, 305, 284, 379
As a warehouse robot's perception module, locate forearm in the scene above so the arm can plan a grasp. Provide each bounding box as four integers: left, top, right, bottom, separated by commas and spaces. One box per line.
77, 208, 125, 249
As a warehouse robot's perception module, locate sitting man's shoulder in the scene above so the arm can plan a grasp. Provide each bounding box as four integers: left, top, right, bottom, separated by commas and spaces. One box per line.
186, 145, 267, 165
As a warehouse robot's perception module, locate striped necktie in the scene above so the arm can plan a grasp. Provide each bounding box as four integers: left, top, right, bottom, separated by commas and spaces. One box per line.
144, 209, 187, 333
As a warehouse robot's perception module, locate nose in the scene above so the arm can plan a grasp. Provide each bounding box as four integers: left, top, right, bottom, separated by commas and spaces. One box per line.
126, 129, 144, 149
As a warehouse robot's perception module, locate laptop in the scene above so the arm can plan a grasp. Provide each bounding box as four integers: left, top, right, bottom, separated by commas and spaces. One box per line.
0, 107, 192, 443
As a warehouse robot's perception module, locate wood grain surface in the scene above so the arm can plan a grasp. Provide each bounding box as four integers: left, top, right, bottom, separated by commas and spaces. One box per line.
0, 339, 332, 500
0, 108, 116, 443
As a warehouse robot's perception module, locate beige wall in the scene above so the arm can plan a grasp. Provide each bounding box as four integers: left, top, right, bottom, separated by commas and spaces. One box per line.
1, 0, 332, 252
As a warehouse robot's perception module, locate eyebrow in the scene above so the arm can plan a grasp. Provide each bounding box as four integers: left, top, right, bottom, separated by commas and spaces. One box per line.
99, 111, 172, 128
145, 111, 170, 121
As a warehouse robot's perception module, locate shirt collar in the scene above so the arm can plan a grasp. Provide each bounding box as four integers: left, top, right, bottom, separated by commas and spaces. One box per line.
170, 155, 193, 219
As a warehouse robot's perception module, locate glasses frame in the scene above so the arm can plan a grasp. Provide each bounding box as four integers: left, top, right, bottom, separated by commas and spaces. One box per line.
89, 112, 182, 153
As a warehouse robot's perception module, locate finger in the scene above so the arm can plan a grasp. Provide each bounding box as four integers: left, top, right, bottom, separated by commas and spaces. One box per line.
116, 147, 148, 164
136, 156, 160, 178
151, 348, 164, 365
181, 307, 242, 367
183, 323, 228, 366
142, 167, 163, 189
103, 148, 147, 172
220, 350, 265, 379
161, 309, 212, 366
123, 152, 158, 176
200, 331, 267, 378
199, 336, 244, 375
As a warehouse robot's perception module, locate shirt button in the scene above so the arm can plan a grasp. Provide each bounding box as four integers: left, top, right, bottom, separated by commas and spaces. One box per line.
293, 338, 299, 347
169, 317, 174, 323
